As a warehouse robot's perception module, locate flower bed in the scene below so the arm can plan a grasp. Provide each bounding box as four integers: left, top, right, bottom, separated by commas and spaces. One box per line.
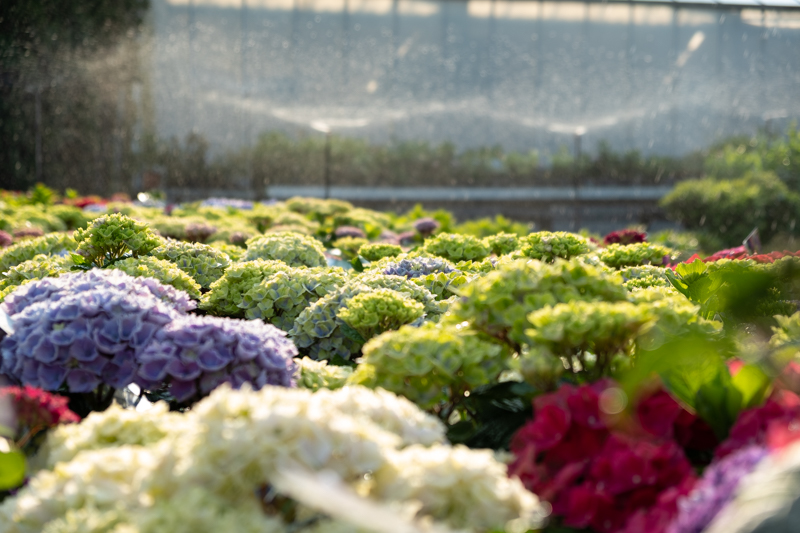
1, 189, 800, 533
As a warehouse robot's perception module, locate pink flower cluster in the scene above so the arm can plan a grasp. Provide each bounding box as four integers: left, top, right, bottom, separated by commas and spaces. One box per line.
680, 248, 800, 266
603, 230, 647, 246
510, 382, 715, 533
0, 385, 79, 436
715, 389, 800, 458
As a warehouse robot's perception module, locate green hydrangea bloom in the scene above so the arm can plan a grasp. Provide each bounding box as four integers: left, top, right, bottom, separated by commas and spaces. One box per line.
8, 206, 67, 233
599, 242, 673, 269
518, 231, 595, 262
0, 254, 71, 302
358, 242, 403, 262
73, 213, 161, 267
525, 300, 655, 378
453, 257, 498, 275
285, 196, 353, 219
450, 259, 627, 351
199, 259, 292, 317
243, 232, 327, 267
207, 241, 246, 262
293, 356, 354, 391
482, 232, 520, 256
349, 322, 510, 410
0, 233, 76, 272
150, 239, 231, 289
423, 233, 490, 262
109, 256, 202, 299
412, 270, 470, 301
332, 237, 369, 260
337, 288, 425, 341
290, 276, 439, 361
48, 205, 92, 230
332, 208, 392, 237
620, 264, 671, 289
239, 267, 350, 330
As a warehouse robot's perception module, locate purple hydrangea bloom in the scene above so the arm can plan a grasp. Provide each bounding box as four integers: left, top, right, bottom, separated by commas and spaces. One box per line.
0, 231, 12, 248
136, 314, 297, 402
412, 217, 440, 236
667, 445, 769, 533
199, 198, 254, 210
334, 226, 367, 239
382, 257, 457, 279
397, 231, 418, 245
0, 270, 194, 392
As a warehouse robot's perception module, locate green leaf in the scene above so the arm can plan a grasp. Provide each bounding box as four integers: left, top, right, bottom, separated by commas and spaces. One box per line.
350, 256, 364, 273
675, 259, 707, 280
338, 322, 366, 344
0, 447, 26, 491
694, 367, 741, 440
69, 252, 87, 266
731, 364, 772, 411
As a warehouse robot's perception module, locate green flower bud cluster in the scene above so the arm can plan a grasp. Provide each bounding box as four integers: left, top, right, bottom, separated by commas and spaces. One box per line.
358, 242, 403, 262
349, 322, 509, 410
293, 356, 354, 391
423, 233, 490, 262
207, 242, 246, 262
770, 312, 800, 351
7, 206, 67, 233
285, 196, 352, 219
526, 300, 655, 377
74, 213, 161, 267
200, 259, 292, 317
629, 288, 722, 342
264, 210, 321, 234
332, 208, 392, 236
412, 270, 470, 301
109, 256, 202, 300
454, 257, 498, 275
290, 275, 439, 360
620, 264, 671, 289
151, 239, 231, 289
0, 254, 71, 302
239, 267, 350, 330
482, 232, 520, 256
598, 242, 673, 269
243, 232, 327, 267
0, 233, 76, 272
450, 259, 627, 350
518, 231, 595, 262
337, 288, 425, 340
332, 236, 369, 260
48, 205, 93, 230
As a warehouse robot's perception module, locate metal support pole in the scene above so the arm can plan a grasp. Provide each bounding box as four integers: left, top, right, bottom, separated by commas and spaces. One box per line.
323, 132, 332, 200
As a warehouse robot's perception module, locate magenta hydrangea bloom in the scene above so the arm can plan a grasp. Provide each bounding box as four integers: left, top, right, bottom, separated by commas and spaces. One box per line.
0, 230, 12, 248
334, 226, 367, 239
136, 314, 297, 402
413, 217, 441, 237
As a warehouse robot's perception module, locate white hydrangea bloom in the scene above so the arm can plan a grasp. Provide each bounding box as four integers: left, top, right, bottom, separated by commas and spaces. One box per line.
2, 385, 543, 533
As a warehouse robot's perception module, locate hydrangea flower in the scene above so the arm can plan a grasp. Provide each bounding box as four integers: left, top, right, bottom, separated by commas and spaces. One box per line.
244, 232, 327, 268
483, 232, 521, 256
599, 243, 674, 269
0, 233, 76, 273
135, 314, 297, 403
331, 236, 368, 260
294, 356, 353, 391
423, 233, 490, 262
337, 288, 425, 341
412, 217, 440, 237
333, 225, 367, 239
519, 231, 596, 262
666, 446, 768, 533
621, 264, 671, 289
12, 227, 44, 239
110, 256, 202, 300
350, 322, 509, 410
510, 381, 700, 533
184, 222, 218, 243
381, 256, 458, 278
358, 242, 402, 262
0, 385, 79, 450
73, 213, 161, 267
0, 254, 71, 303
0, 230, 12, 248
238, 267, 349, 330
200, 259, 293, 317
451, 259, 627, 351
604, 229, 648, 246
0, 270, 194, 393
199, 197, 254, 210
150, 238, 231, 289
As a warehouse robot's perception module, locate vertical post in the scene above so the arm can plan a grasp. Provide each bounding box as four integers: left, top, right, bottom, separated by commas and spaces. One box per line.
34, 86, 43, 184
323, 132, 332, 200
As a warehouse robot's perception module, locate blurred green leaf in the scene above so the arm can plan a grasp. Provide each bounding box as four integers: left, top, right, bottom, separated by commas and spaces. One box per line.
0, 447, 26, 491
